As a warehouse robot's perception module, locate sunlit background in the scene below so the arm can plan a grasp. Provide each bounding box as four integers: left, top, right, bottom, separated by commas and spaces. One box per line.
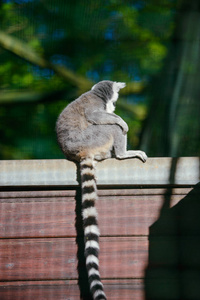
0, 0, 199, 159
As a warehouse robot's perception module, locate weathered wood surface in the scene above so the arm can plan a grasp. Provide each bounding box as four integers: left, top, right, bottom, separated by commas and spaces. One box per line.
0, 188, 193, 238
0, 280, 144, 300
0, 158, 199, 299
0, 157, 199, 186
0, 237, 148, 280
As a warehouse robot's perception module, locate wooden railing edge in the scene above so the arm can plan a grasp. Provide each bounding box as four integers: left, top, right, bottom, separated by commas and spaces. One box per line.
0, 157, 199, 187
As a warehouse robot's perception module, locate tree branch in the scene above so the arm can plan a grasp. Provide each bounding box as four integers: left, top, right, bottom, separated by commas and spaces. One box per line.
0, 30, 92, 91
0, 30, 145, 97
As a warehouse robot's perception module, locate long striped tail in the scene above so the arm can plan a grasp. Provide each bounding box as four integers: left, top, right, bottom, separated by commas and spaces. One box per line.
80, 157, 107, 300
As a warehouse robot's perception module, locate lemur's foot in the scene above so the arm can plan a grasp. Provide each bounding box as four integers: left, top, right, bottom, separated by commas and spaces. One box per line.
116, 150, 148, 162
134, 150, 148, 162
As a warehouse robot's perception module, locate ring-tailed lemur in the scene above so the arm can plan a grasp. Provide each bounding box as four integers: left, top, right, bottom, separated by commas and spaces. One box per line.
56, 80, 147, 300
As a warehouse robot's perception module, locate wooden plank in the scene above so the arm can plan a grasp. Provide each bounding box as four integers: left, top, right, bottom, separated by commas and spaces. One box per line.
1, 235, 198, 281
1, 275, 200, 300
0, 279, 144, 300
99, 187, 194, 196
0, 280, 81, 300
0, 200, 76, 238
0, 190, 197, 237
0, 157, 199, 187
0, 237, 148, 280
0, 187, 194, 199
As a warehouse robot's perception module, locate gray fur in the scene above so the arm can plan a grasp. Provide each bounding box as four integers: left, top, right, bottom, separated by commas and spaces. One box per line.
56, 80, 147, 162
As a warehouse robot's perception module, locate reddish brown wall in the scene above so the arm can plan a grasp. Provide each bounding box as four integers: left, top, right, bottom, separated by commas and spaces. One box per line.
0, 158, 199, 299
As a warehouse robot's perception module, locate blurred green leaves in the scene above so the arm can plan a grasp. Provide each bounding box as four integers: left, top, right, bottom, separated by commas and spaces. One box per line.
0, 0, 176, 159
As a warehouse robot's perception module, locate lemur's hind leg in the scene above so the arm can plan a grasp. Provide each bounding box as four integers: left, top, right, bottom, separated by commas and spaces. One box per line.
113, 126, 147, 162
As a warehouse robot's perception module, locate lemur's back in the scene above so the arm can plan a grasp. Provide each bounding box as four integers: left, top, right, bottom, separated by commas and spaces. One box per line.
56, 90, 108, 161
57, 93, 89, 132
56, 92, 91, 158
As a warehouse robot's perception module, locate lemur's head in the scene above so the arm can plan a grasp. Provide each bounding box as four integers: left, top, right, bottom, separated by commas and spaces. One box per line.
91, 80, 126, 113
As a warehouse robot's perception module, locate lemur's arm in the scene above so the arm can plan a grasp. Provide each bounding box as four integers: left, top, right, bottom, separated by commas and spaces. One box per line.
85, 109, 128, 134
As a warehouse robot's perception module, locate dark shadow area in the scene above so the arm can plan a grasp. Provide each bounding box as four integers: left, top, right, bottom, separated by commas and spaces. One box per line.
75, 163, 93, 300
145, 171, 200, 300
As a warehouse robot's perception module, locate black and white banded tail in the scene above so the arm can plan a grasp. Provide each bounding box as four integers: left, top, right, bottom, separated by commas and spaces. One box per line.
80, 157, 107, 300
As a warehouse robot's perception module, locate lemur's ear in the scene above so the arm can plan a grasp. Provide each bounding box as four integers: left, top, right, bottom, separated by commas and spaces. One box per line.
91, 83, 96, 90
113, 82, 126, 92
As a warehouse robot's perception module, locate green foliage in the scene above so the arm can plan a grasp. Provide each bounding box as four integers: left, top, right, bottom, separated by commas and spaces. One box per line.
140, 0, 200, 157
0, 0, 176, 159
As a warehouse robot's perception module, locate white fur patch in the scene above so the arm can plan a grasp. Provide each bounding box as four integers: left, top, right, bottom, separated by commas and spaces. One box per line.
82, 191, 97, 202
86, 255, 99, 266
106, 101, 116, 113
113, 81, 126, 92
84, 225, 100, 236
82, 207, 98, 219
110, 90, 119, 102
91, 83, 97, 90
80, 157, 94, 166
85, 240, 99, 250
82, 179, 96, 188
88, 268, 100, 277
93, 290, 106, 299
106, 81, 126, 113
81, 168, 95, 176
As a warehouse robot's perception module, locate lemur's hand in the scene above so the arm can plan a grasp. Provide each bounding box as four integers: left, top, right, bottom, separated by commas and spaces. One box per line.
119, 119, 129, 135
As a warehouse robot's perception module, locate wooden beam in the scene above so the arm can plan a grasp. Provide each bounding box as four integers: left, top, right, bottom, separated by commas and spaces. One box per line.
0, 188, 193, 238
0, 157, 199, 187
0, 237, 148, 280
0, 279, 144, 300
